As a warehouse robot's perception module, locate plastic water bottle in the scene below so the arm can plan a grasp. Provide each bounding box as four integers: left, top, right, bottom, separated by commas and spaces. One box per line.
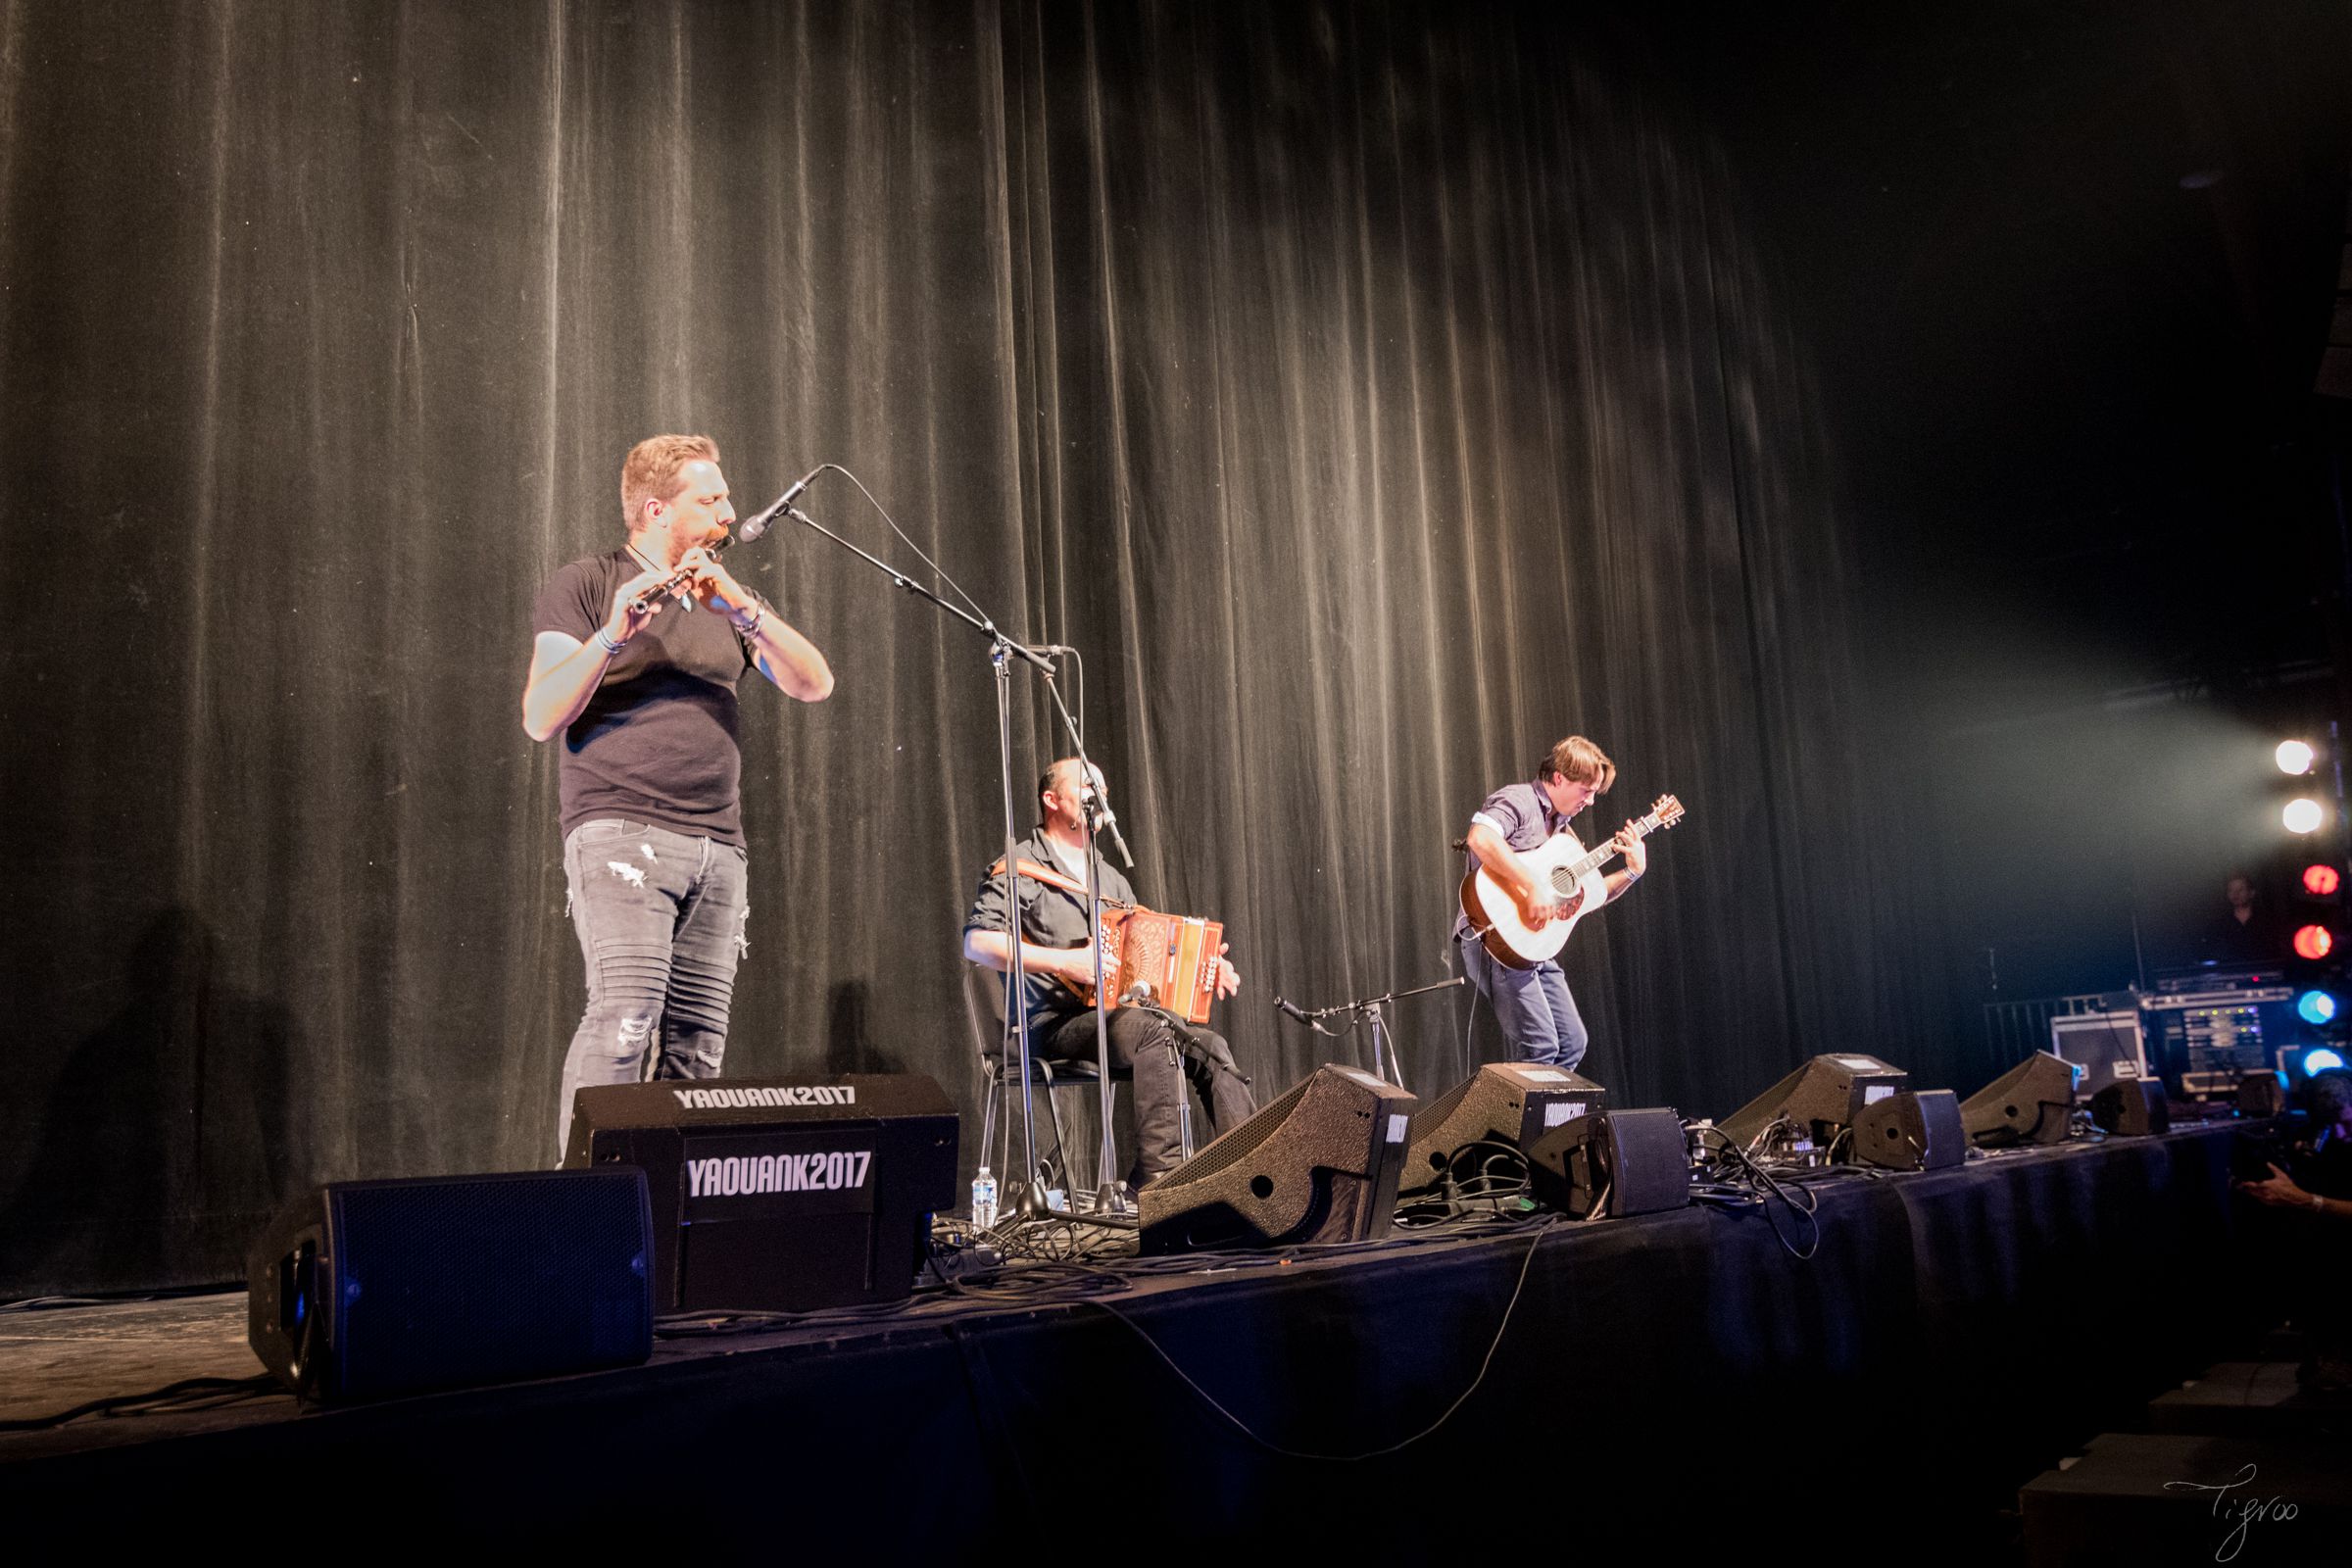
970, 1166, 999, 1230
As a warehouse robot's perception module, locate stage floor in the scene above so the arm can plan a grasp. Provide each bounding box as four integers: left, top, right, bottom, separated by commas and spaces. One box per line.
0, 1122, 2260, 1549
0, 1216, 1535, 1459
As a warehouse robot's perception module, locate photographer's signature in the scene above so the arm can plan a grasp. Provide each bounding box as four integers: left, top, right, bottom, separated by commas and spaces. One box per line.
2165, 1463, 2299, 1561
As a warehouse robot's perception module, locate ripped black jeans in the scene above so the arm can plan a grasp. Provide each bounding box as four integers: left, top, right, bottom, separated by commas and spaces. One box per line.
555, 818, 749, 1159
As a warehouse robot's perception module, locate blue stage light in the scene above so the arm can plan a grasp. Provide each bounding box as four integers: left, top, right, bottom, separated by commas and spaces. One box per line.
2298, 991, 2339, 1026
2306, 1047, 2348, 1075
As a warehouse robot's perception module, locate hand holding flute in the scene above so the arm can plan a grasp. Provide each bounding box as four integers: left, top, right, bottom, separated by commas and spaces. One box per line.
600, 545, 741, 655
627, 537, 741, 615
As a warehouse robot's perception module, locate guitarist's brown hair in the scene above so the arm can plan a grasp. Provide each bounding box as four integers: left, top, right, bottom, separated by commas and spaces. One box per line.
1539, 735, 1616, 793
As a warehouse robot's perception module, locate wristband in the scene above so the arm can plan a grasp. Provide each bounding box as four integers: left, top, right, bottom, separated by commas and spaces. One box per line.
2314, 1193, 2328, 1213
595, 625, 629, 656
728, 603, 762, 637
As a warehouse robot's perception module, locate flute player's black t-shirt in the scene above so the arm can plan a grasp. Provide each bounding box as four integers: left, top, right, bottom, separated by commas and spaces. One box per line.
531, 548, 772, 848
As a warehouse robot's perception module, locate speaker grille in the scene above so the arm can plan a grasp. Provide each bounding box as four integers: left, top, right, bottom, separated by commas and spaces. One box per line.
1152, 1073, 1317, 1188
326, 1170, 652, 1399
1138, 1067, 1416, 1252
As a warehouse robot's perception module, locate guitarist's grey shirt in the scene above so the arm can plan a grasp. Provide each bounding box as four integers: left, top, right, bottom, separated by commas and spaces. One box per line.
964, 825, 1137, 1040
1454, 779, 1577, 940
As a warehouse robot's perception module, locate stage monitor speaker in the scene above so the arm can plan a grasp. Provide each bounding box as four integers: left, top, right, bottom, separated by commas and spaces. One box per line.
1526, 1106, 1690, 1218
1717, 1054, 1908, 1153
246, 1167, 654, 1402
564, 1074, 958, 1311
1139, 1064, 1417, 1254
2237, 1070, 2289, 1117
2091, 1078, 2171, 1136
1961, 1051, 2080, 1147
1401, 1062, 1606, 1194
1850, 1089, 1967, 1171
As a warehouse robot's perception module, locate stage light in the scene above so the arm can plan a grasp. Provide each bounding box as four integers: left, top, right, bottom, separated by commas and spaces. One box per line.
2305, 863, 2342, 897
2306, 1048, 2347, 1075
2277, 740, 2317, 775
2294, 924, 2334, 960
2285, 798, 2325, 834
2298, 990, 2339, 1026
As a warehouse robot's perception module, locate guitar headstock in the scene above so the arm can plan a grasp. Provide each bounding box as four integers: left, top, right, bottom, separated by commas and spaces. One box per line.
1649, 794, 1685, 830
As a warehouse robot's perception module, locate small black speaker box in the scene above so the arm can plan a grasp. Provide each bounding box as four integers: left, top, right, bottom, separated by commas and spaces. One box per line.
247, 1167, 654, 1401
1139, 1065, 1417, 1253
2237, 1070, 2289, 1117
564, 1074, 958, 1311
1526, 1106, 1690, 1218
1851, 1089, 1967, 1171
2091, 1078, 2170, 1136
1401, 1062, 1606, 1195
1961, 1051, 2080, 1147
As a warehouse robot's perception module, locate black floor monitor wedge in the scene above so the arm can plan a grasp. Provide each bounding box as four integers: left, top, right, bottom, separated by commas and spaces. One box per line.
1961, 1052, 2080, 1147
1139, 1065, 1418, 1254
1717, 1054, 1909, 1155
1401, 1062, 1606, 1195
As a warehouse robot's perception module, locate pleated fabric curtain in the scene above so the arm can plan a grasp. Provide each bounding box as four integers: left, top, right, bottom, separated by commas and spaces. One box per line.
0, 0, 1934, 1295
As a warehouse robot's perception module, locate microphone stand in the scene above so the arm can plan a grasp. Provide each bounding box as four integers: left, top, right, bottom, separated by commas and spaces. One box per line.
1271, 975, 1463, 1092
782, 500, 1061, 1221
1034, 669, 1133, 1216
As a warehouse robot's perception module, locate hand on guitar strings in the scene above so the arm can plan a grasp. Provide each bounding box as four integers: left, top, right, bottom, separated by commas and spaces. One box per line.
1517, 888, 1574, 929
1609, 824, 1649, 878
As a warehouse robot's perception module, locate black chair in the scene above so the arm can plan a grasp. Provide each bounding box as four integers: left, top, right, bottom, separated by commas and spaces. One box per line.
966, 964, 1131, 1196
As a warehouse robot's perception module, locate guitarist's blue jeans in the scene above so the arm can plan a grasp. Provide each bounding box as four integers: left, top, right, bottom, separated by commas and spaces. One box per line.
1459, 932, 1590, 1071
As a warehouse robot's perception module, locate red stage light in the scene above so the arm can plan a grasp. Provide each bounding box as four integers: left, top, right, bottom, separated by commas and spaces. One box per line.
2307, 864, 2343, 897
2295, 924, 2334, 960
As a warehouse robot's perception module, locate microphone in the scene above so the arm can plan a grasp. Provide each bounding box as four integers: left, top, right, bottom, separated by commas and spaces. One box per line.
1028, 643, 1078, 658
1081, 784, 1135, 869
1274, 996, 1313, 1025
738, 465, 823, 541
1120, 980, 1156, 1007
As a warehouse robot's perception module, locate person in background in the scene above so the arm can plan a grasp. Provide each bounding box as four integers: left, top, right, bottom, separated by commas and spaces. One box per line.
2207, 870, 2288, 967
2237, 1069, 2352, 1391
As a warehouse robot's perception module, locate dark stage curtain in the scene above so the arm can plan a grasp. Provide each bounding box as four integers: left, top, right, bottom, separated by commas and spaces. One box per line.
0, 0, 1934, 1295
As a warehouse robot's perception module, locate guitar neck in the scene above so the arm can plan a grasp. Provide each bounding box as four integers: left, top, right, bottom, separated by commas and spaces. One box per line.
1559, 813, 1660, 882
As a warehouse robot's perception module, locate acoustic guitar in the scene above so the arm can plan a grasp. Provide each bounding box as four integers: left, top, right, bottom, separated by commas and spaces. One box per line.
1459, 794, 1684, 969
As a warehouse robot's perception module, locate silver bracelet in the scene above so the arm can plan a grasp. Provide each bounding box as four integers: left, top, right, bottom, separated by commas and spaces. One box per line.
595, 625, 629, 656
728, 603, 762, 637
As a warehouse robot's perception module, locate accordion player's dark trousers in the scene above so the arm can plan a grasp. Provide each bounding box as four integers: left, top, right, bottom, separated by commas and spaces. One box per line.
1030, 1006, 1255, 1186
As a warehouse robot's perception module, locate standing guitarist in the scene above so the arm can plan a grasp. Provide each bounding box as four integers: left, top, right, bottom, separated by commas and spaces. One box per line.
962, 759, 1254, 1190
1455, 737, 1646, 1071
